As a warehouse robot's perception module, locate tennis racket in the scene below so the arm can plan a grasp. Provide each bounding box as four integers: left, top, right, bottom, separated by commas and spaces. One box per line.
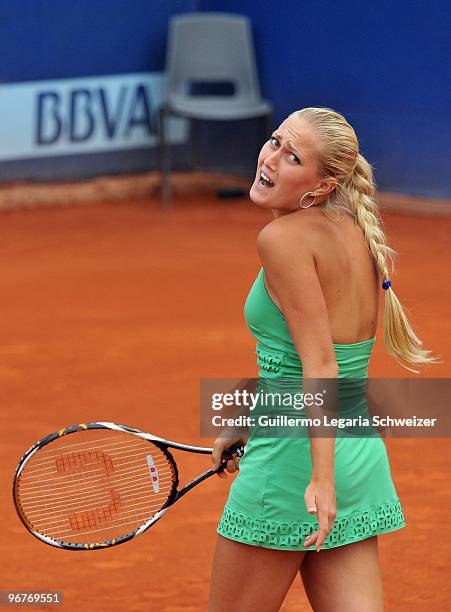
13, 422, 244, 551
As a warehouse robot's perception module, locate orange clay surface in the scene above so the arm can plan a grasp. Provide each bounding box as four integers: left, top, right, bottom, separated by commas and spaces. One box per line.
0, 194, 450, 611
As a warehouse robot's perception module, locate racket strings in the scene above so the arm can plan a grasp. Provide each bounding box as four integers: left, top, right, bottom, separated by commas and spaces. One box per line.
22, 440, 152, 473
19, 475, 173, 539
19, 485, 173, 530
20, 471, 174, 508
16, 430, 177, 544
21, 477, 175, 522
49, 514, 166, 540
23, 494, 175, 535
36, 507, 165, 537
28, 433, 141, 456
19, 469, 175, 505
26, 488, 173, 525
19, 455, 173, 491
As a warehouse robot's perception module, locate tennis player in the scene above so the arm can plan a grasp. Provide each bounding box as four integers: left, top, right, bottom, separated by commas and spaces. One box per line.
208, 107, 436, 611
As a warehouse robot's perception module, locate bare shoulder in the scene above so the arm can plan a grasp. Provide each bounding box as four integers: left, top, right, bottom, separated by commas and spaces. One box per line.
257, 210, 325, 260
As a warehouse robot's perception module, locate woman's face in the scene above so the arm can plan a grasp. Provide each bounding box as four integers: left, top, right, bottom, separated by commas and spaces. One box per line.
250, 115, 329, 214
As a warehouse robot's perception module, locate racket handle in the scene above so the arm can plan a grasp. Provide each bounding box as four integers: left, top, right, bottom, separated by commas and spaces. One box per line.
217, 444, 245, 471
175, 445, 246, 501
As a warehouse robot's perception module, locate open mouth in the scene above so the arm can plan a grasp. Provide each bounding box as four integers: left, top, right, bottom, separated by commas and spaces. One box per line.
258, 170, 275, 188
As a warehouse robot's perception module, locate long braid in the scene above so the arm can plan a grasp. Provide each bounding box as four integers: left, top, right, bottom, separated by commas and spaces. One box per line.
343, 155, 438, 372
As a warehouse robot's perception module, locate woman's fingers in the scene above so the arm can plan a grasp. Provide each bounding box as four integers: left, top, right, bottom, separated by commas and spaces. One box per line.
328, 512, 337, 533
212, 439, 225, 470
303, 532, 317, 548
315, 527, 329, 552
216, 456, 240, 478
226, 455, 240, 472
303, 511, 336, 551
303, 529, 325, 552
212, 440, 241, 478
212, 439, 228, 477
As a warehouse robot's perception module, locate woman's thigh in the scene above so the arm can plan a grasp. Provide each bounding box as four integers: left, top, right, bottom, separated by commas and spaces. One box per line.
209, 535, 306, 612
299, 536, 384, 612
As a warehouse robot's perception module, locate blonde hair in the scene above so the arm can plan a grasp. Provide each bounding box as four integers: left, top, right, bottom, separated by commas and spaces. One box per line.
292, 107, 439, 372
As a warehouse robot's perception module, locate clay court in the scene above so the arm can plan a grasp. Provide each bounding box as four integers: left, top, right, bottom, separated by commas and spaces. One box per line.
0, 182, 450, 610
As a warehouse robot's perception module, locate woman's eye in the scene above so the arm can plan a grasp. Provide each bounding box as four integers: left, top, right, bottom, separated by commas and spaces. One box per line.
268, 137, 300, 164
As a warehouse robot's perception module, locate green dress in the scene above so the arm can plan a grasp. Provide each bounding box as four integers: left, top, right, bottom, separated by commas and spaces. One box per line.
217, 267, 406, 550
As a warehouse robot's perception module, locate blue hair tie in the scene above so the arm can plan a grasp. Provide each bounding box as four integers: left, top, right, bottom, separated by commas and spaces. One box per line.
382, 280, 392, 290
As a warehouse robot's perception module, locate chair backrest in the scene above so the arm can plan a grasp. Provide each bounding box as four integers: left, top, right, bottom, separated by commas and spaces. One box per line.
165, 13, 262, 100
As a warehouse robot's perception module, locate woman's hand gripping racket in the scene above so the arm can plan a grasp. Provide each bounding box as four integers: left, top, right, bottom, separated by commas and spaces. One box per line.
13, 422, 244, 551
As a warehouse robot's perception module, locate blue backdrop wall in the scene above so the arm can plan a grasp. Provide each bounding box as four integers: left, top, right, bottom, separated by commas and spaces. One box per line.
0, 0, 450, 198
204, 0, 451, 198
0, 0, 192, 81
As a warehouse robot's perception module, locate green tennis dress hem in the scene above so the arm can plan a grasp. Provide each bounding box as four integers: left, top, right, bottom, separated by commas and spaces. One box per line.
217, 498, 406, 551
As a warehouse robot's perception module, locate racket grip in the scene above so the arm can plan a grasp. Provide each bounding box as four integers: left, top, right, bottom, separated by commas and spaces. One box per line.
218, 444, 245, 470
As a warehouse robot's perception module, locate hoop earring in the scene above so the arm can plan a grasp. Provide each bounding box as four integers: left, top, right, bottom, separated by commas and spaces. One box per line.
299, 192, 317, 209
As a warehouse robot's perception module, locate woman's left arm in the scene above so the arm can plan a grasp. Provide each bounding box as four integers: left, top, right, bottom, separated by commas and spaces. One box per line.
257, 217, 338, 551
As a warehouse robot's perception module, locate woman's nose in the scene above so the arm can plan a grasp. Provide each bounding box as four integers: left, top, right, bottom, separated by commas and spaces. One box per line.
264, 149, 279, 171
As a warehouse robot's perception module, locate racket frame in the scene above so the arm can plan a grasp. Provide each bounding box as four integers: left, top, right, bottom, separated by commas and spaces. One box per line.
13, 422, 243, 551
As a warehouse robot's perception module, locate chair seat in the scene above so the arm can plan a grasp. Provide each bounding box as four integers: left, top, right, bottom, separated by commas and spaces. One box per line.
166, 95, 272, 120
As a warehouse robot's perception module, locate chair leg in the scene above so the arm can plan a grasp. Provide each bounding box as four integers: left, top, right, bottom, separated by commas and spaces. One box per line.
187, 118, 195, 171
159, 106, 171, 208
